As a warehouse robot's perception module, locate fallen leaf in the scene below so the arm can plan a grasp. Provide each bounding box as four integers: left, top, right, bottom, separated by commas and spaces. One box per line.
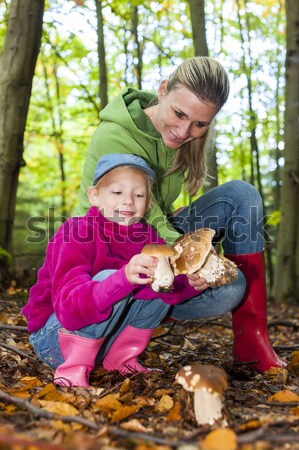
94, 393, 121, 411
268, 389, 299, 402
33, 383, 56, 400
166, 400, 181, 422
155, 394, 174, 413
120, 378, 131, 393
201, 428, 238, 450
38, 400, 79, 416
239, 419, 261, 431
291, 406, 299, 415
120, 418, 149, 432
287, 351, 299, 375
111, 404, 141, 422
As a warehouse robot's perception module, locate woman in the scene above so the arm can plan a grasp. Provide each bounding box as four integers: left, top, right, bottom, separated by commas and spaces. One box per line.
76, 56, 284, 372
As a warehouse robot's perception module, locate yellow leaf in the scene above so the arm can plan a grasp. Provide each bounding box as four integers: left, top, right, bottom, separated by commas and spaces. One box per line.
155, 394, 174, 413
239, 419, 261, 431
18, 376, 43, 390
287, 351, 299, 375
111, 404, 141, 422
166, 401, 181, 422
33, 383, 56, 400
291, 406, 299, 416
51, 419, 82, 432
268, 389, 299, 403
120, 419, 149, 432
120, 378, 131, 393
38, 400, 79, 416
94, 393, 121, 411
201, 428, 238, 450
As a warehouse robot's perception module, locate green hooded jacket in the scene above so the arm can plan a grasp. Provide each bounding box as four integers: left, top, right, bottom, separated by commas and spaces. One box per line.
76, 88, 184, 244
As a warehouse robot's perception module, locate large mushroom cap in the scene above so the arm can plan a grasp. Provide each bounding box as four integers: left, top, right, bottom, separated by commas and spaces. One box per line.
176, 363, 228, 394
171, 228, 215, 275
141, 244, 175, 257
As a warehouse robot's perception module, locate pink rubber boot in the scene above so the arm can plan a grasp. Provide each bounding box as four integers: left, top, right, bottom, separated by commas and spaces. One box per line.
226, 251, 286, 371
54, 329, 105, 387
103, 325, 155, 375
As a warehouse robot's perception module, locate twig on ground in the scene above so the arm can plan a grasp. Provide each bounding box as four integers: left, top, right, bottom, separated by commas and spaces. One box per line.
0, 340, 37, 360
0, 325, 28, 332
269, 320, 299, 329
274, 344, 299, 350
0, 388, 99, 430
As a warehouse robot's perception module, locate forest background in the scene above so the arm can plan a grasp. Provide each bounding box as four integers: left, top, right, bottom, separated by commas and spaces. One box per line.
0, 0, 298, 302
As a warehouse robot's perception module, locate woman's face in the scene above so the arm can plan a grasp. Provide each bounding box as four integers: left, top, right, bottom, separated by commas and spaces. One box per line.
88, 167, 149, 226
152, 81, 220, 149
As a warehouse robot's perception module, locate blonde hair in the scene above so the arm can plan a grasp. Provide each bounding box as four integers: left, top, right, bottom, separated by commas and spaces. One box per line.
165, 57, 230, 196
90, 166, 153, 213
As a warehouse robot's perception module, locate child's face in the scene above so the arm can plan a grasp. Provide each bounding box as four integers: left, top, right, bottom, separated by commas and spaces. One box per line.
88, 166, 150, 226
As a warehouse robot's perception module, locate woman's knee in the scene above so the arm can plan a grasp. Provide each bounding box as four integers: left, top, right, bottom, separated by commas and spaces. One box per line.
224, 180, 262, 209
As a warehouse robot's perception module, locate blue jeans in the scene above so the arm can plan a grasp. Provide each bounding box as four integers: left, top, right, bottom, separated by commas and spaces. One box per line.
29, 270, 170, 368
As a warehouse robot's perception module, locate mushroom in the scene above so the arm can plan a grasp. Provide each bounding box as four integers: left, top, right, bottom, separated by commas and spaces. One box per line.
197, 253, 238, 288
170, 228, 238, 287
141, 244, 175, 292
175, 363, 228, 426
171, 228, 215, 276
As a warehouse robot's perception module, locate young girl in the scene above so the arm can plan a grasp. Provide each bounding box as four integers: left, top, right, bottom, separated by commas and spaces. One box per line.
23, 154, 245, 387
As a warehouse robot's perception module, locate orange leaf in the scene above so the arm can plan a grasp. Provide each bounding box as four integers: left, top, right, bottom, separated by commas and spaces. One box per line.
291, 406, 299, 416
166, 400, 181, 422
111, 404, 141, 422
94, 394, 121, 411
201, 428, 238, 450
268, 389, 299, 403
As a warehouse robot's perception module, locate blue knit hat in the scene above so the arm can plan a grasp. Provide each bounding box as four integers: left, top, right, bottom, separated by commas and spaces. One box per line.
93, 154, 155, 185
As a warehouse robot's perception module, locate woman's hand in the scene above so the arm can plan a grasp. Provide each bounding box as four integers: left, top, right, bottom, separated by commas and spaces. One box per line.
187, 273, 209, 291
125, 254, 158, 285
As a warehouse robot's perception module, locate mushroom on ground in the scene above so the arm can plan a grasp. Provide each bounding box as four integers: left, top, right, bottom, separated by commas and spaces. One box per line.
170, 228, 238, 287
141, 244, 175, 292
175, 363, 228, 426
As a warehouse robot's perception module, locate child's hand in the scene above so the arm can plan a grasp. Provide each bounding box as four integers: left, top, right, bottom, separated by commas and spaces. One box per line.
125, 254, 158, 285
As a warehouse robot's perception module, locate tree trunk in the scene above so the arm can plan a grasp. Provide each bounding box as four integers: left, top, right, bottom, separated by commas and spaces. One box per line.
95, 0, 108, 109
0, 0, 44, 251
189, 0, 209, 56
273, 0, 299, 302
188, 0, 219, 190
131, 5, 143, 90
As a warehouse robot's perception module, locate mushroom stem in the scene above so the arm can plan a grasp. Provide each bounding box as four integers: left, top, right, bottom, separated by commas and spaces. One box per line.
193, 388, 224, 426
151, 257, 174, 292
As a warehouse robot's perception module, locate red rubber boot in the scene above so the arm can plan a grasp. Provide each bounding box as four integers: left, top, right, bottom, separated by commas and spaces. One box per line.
225, 251, 286, 372
54, 329, 105, 387
103, 325, 156, 375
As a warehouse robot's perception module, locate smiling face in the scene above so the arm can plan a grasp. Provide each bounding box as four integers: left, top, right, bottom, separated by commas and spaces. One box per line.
88, 166, 150, 226
147, 81, 220, 149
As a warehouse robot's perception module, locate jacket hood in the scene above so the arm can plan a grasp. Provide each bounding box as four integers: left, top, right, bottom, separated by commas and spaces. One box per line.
99, 88, 160, 143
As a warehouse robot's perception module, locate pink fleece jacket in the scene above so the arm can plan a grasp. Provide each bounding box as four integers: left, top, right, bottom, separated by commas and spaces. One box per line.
22, 207, 198, 333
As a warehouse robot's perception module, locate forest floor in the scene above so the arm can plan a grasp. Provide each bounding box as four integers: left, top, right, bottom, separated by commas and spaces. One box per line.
0, 290, 299, 450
